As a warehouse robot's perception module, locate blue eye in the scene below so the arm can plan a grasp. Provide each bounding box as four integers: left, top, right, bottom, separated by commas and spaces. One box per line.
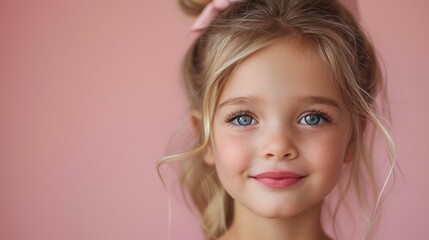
232, 115, 256, 126
299, 114, 326, 125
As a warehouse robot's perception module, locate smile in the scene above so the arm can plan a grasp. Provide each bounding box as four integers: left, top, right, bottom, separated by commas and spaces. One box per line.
250, 171, 305, 189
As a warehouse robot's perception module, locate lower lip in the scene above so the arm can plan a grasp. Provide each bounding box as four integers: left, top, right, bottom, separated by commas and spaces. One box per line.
251, 177, 303, 189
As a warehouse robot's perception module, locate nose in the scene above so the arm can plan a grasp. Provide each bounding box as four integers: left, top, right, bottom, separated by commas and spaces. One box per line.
260, 126, 298, 161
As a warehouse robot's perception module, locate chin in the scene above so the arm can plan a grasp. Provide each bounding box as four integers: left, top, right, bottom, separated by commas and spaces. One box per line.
253, 206, 305, 219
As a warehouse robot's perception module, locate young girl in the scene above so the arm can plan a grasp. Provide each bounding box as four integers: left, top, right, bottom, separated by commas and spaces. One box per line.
159, 0, 396, 239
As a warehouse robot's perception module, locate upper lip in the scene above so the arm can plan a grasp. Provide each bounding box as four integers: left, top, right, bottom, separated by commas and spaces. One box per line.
251, 171, 305, 179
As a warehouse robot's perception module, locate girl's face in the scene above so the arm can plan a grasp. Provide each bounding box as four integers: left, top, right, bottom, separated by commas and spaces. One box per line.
205, 38, 354, 219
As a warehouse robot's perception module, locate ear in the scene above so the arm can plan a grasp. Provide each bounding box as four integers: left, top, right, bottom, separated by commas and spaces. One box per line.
204, 146, 215, 166
190, 110, 215, 166
190, 110, 202, 134
344, 120, 367, 163
343, 139, 355, 163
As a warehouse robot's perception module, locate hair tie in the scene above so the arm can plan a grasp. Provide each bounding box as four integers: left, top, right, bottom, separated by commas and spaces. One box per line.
191, 0, 243, 32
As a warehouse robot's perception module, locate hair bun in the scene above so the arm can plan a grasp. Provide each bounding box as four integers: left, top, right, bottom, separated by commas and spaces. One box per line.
178, 0, 211, 16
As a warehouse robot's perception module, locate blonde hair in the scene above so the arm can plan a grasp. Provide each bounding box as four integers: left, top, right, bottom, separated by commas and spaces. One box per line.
159, 0, 396, 239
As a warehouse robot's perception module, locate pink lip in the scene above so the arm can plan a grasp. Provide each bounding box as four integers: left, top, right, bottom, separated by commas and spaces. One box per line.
251, 171, 305, 189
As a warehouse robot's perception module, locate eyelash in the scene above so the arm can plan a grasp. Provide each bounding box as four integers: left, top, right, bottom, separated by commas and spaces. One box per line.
225, 110, 256, 124
304, 109, 332, 123
224, 109, 332, 126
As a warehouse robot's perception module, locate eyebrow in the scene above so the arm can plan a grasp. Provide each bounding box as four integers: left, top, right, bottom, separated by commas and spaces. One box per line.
298, 96, 340, 110
217, 95, 340, 110
217, 96, 261, 110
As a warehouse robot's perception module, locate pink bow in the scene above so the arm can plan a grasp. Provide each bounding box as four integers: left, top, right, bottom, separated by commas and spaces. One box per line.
191, 0, 243, 31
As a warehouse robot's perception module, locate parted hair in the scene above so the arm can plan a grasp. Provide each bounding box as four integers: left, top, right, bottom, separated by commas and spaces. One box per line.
159, 0, 395, 239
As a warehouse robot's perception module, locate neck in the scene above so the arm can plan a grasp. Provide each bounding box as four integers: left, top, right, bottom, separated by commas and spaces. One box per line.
219, 202, 330, 240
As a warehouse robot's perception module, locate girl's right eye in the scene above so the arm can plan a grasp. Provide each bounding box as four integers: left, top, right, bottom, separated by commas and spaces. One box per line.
230, 115, 257, 126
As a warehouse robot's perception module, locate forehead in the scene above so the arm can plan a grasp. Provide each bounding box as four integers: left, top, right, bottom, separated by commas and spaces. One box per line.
218, 38, 343, 109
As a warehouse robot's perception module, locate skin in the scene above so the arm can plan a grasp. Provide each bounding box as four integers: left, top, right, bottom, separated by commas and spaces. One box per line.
201, 37, 354, 240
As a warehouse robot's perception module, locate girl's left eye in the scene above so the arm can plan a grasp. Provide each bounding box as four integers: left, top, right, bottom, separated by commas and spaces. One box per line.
299, 114, 327, 126
231, 115, 257, 126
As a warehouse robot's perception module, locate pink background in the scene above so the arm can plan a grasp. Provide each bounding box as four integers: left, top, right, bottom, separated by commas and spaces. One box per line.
0, 0, 428, 239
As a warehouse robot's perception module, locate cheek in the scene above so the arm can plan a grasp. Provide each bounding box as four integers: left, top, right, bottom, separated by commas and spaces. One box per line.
213, 132, 254, 174
311, 136, 349, 179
